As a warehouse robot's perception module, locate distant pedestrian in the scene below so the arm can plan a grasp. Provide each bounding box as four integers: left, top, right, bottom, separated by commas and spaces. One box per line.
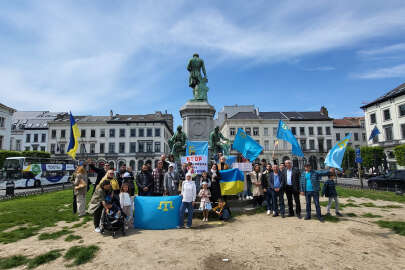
321, 168, 343, 217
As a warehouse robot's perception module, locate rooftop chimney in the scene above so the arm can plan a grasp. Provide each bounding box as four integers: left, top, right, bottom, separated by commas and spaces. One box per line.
110, 110, 113, 119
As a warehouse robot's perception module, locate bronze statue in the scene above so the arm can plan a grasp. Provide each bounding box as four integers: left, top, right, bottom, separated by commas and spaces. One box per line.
168, 125, 187, 160
187, 53, 209, 101
209, 126, 230, 157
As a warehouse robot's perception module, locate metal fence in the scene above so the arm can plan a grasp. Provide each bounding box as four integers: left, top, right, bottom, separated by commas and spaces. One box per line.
0, 183, 73, 201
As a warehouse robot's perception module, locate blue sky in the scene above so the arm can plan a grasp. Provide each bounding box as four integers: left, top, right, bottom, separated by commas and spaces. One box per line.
1, 0, 405, 127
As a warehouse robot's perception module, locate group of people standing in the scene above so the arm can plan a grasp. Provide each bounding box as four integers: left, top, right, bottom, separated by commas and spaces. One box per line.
248, 159, 342, 222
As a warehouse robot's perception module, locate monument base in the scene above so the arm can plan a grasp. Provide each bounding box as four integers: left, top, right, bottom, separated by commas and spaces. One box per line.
180, 100, 216, 141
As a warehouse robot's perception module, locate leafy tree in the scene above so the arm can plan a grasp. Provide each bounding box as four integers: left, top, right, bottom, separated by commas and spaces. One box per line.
0, 150, 51, 168
342, 146, 355, 170
393, 144, 405, 167
360, 146, 385, 171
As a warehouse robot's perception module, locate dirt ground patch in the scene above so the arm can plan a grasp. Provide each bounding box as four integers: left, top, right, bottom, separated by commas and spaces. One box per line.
0, 197, 404, 270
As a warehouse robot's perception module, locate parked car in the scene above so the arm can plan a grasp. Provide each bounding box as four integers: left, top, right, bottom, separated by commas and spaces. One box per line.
367, 170, 405, 191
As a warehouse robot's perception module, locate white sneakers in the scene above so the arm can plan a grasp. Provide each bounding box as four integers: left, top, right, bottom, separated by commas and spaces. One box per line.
94, 227, 101, 233
267, 210, 271, 215
202, 218, 209, 222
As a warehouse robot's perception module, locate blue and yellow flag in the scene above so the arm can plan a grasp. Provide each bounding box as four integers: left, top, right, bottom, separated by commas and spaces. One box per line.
324, 134, 351, 170
186, 141, 208, 156
67, 112, 80, 160
232, 128, 263, 162
276, 120, 304, 157
134, 195, 182, 230
219, 168, 244, 195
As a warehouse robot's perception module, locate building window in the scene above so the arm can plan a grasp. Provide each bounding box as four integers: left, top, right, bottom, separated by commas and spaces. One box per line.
109, 129, 115, 137
0, 117, 4, 128
308, 127, 314, 135
155, 142, 161, 153
326, 139, 332, 150
130, 128, 136, 137
130, 142, 136, 153
401, 124, 405, 139
336, 133, 341, 141
370, 113, 376, 124
119, 128, 125, 137
354, 133, 359, 141
81, 129, 86, 138
399, 104, 405, 117
263, 128, 268, 136
41, 134, 46, 142
147, 128, 153, 137
0, 136, 4, 149
384, 126, 393, 141
80, 143, 86, 153
309, 140, 315, 150
60, 144, 65, 154
139, 128, 144, 137
230, 128, 236, 136
91, 129, 96, 138
291, 127, 296, 135
273, 127, 277, 136
100, 129, 105, 137
32, 145, 38, 151
146, 142, 153, 152
155, 128, 161, 137
138, 142, 145, 152
300, 139, 306, 151
245, 127, 251, 136
16, 140, 21, 151
119, 142, 125, 153
264, 140, 269, 151
25, 146, 30, 151
253, 127, 259, 136
108, 143, 115, 153
100, 143, 105, 154
90, 143, 95, 154
300, 127, 305, 136
50, 144, 55, 154
51, 130, 56, 139
383, 109, 391, 121
33, 134, 38, 143
362, 133, 366, 141
326, 127, 331, 135
317, 127, 323, 135
61, 129, 66, 138
318, 139, 324, 152
26, 134, 31, 143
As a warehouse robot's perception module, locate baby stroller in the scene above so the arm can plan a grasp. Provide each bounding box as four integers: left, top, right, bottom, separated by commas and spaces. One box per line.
100, 203, 126, 237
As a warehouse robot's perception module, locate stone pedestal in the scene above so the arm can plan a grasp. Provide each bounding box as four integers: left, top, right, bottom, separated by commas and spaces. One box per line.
180, 101, 216, 141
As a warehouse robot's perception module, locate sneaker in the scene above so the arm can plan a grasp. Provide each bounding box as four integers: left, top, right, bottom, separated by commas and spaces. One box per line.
238, 197, 242, 201
336, 212, 343, 217
125, 225, 129, 230
297, 214, 302, 219
185, 225, 191, 229
266, 210, 271, 215
176, 225, 183, 229
94, 227, 101, 233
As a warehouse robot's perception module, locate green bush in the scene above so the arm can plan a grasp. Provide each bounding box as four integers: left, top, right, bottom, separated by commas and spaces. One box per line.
393, 144, 405, 166
360, 146, 384, 170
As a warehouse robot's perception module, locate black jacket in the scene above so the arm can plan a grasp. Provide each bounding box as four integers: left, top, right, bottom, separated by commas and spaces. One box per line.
136, 171, 153, 191
283, 168, 301, 192
262, 171, 286, 191
89, 164, 106, 187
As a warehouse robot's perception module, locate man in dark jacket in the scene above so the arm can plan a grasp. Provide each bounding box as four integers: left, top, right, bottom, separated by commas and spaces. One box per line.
261, 164, 273, 215
88, 159, 110, 194
136, 165, 154, 196
284, 160, 301, 218
300, 164, 329, 222
263, 164, 286, 217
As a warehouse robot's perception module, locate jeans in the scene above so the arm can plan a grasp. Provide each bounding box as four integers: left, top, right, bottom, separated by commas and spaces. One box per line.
285, 185, 301, 216
252, 196, 263, 207
327, 196, 339, 213
245, 179, 252, 197
179, 201, 194, 227
272, 189, 285, 215
265, 190, 273, 211
305, 191, 322, 219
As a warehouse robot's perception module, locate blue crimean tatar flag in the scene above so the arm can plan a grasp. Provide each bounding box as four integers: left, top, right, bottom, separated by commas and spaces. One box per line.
368, 126, 381, 141
134, 195, 182, 230
67, 112, 80, 160
276, 120, 304, 157
324, 134, 351, 170
186, 141, 208, 156
219, 168, 244, 195
232, 128, 263, 162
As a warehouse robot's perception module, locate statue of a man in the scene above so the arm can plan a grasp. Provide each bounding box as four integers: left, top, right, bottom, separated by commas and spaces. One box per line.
187, 53, 209, 101
168, 125, 187, 160
209, 126, 230, 157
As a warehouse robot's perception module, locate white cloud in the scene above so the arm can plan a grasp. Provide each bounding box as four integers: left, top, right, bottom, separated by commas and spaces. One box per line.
1, 1, 405, 113
302, 66, 336, 71
354, 64, 405, 79
358, 43, 405, 56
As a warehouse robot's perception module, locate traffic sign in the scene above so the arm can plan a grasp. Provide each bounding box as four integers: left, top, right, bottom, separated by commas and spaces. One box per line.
355, 148, 362, 163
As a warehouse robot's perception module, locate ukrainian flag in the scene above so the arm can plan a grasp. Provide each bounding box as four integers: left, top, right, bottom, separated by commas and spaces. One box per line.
67, 112, 80, 160
219, 168, 244, 195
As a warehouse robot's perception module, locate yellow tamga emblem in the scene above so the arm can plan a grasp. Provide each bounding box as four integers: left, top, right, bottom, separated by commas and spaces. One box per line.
157, 201, 174, 212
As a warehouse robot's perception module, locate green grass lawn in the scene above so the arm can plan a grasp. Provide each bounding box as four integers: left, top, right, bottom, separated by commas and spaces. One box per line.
335, 186, 405, 203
